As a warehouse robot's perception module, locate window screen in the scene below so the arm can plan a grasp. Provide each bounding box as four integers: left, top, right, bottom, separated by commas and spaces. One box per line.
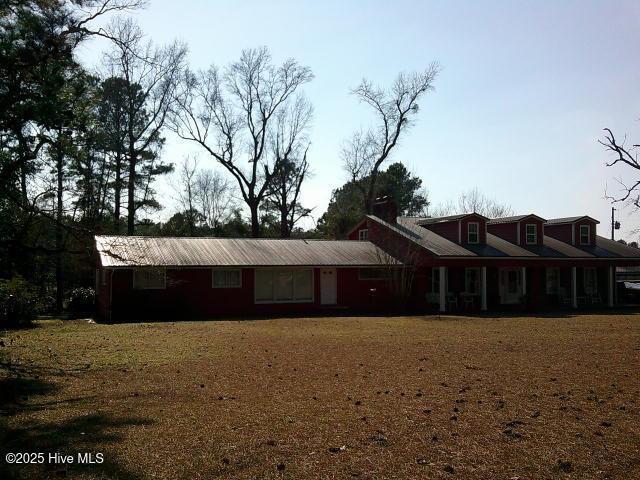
255, 269, 313, 303
133, 268, 166, 289
525, 224, 537, 244
468, 223, 479, 243
212, 269, 241, 288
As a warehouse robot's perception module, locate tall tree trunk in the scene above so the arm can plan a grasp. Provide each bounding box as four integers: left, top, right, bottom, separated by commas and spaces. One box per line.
113, 150, 122, 233
250, 203, 260, 238
127, 149, 136, 235
55, 137, 64, 314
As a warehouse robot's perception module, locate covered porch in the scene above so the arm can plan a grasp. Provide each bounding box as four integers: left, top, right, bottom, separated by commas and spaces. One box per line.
425, 264, 617, 312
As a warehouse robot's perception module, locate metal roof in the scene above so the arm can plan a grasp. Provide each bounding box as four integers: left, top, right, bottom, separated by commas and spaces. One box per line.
96, 236, 399, 268
545, 216, 600, 225
595, 236, 640, 258
415, 212, 489, 225
487, 214, 547, 225
393, 216, 476, 256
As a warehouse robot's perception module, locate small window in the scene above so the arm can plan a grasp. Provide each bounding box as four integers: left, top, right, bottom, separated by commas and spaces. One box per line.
525, 224, 537, 244
133, 268, 166, 289
467, 222, 479, 244
584, 267, 597, 295
465, 268, 480, 294
546, 268, 560, 294
579, 225, 590, 245
212, 269, 241, 288
358, 229, 369, 240
358, 268, 390, 280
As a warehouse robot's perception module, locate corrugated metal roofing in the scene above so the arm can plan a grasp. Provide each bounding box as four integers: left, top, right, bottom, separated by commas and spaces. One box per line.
596, 236, 640, 258
415, 212, 489, 225
487, 214, 547, 225
96, 236, 399, 268
393, 216, 476, 256
546, 216, 600, 225
486, 233, 537, 257
542, 235, 594, 257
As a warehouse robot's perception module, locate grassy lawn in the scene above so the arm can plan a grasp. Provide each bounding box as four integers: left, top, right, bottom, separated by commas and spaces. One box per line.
1, 314, 639, 479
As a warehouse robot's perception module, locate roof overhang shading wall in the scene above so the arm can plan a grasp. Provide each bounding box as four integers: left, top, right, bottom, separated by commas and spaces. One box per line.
96, 236, 401, 268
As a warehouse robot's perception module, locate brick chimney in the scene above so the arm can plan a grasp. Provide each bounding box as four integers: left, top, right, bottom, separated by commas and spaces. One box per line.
372, 196, 398, 224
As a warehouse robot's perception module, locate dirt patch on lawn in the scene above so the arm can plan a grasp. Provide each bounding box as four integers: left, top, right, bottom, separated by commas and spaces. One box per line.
1, 314, 639, 479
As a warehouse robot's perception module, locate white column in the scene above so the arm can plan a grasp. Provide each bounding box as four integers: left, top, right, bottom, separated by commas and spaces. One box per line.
439, 266, 446, 313
571, 267, 578, 308
481, 266, 487, 311
521, 267, 527, 296
608, 266, 615, 307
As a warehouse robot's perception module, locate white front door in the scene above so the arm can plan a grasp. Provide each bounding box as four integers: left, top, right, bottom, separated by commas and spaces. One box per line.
499, 268, 522, 304
320, 268, 337, 305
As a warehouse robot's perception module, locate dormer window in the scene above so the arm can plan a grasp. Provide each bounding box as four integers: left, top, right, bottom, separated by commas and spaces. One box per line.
358, 229, 369, 240
579, 225, 590, 245
525, 224, 537, 244
467, 222, 479, 244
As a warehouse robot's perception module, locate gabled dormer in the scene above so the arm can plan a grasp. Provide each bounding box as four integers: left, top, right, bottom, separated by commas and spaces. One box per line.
487, 214, 546, 247
417, 213, 488, 246
544, 216, 599, 247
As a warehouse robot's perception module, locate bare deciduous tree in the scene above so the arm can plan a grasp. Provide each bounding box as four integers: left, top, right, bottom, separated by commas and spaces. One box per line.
430, 187, 513, 218
195, 168, 235, 231
266, 96, 313, 237
170, 47, 314, 237
342, 64, 439, 214
104, 18, 186, 234
601, 127, 640, 209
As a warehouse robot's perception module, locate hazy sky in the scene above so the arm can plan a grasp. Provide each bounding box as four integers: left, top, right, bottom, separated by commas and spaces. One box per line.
78, 0, 640, 238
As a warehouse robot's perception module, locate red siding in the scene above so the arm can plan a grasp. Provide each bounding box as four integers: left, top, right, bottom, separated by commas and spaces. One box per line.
104, 266, 397, 322
488, 223, 517, 243
460, 215, 487, 245
426, 222, 460, 243
348, 219, 369, 241
544, 224, 573, 244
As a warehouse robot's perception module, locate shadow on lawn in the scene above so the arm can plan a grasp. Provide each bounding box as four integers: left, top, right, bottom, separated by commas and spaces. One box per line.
0, 363, 152, 480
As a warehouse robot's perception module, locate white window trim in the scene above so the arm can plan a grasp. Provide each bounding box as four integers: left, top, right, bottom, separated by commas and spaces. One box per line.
579, 225, 590, 245
358, 229, 369, 240
525, 224, 537, 244
133, 267, 166, 290
253, 267, 315, 304
212, 268, 242, 288
467, 222, 480, 244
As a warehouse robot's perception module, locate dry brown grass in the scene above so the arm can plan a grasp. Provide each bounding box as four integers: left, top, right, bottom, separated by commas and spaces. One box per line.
1, 313, 640, 479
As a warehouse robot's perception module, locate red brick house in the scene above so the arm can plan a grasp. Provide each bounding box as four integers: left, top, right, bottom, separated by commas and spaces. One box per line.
96, 201, 640, 321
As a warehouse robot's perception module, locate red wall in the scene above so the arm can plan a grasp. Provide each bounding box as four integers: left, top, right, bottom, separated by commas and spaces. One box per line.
102, 266, 395, 321
488, 218, 544, 246
348, 219, 368, 241
426, 222, 460, 243
488, 223, 517, 243
545, 220, 597, 246
460, 215, 487, 245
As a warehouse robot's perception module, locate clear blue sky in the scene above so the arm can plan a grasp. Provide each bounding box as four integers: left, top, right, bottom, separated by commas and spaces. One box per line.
78, 0, 640, 238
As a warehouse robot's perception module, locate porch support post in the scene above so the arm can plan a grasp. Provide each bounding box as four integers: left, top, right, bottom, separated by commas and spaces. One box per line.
571, 267, 578, 308
439, 266, 446, 313
608, 266, 615, 307
481, 266, 487, 311
521, 267, 527, 296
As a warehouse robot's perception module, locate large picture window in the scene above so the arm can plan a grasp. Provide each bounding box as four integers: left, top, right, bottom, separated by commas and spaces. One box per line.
255, 268, 313, 303
133, 268, 166, 289
212, 269, 241, 288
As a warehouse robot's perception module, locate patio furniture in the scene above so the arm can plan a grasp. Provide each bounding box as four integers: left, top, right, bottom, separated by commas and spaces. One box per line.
462, 295, 475, 310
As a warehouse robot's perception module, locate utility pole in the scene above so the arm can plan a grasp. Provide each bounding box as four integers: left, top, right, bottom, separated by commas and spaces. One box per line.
611, 207, 621, 240
611, 207, 615, 240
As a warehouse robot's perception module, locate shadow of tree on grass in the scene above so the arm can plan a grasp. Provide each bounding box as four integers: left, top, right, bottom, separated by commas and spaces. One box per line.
1, 362, 152, 479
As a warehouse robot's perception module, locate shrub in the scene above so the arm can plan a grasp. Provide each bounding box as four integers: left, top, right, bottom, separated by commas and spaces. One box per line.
67, 287, 95, 313
0, 276, 38, 328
